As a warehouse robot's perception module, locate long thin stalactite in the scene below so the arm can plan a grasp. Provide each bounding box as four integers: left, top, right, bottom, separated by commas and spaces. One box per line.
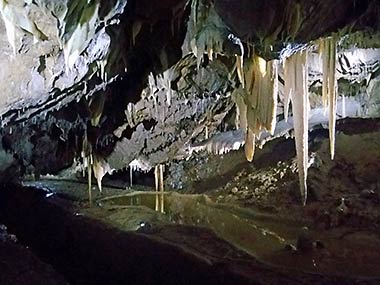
319, 37, 337, 160
285, 50, 309, 205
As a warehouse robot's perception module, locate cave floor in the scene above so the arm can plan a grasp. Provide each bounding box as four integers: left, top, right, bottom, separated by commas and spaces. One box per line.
2, 124, 380, 284
29, 177, 380, 280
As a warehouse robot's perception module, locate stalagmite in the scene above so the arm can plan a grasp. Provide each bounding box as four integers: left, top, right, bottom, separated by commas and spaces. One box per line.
285, 50, 309, 205
319, 37, 337, 159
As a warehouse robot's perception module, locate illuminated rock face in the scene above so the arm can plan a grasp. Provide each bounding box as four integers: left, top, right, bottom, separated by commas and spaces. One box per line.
0, 0, 379, 194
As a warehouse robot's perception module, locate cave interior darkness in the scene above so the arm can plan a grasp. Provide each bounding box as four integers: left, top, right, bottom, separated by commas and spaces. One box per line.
0, 0, 380, 284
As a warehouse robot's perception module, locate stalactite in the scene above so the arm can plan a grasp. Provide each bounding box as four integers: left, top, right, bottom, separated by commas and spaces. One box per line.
328, 38, 337, 160
319, 37, 337, 160
132, 21, 142, 46
159, 164, 165, 213
129, 167, 133, 187
208, 48, 214, 61
265, 60, 279, 134
153, 165, 165, 213
319, 39, 329, 109
283, 60, 293, 122
247, 55, 278, 134
285, 50, 309, 205
244, 128, 255, 162
92, 155, 113, 193
154, 165, 159, 212
236, 55, 244, 88
89, 92, 106, 127
81, 133, 93, 204
185, 0, 226, 68
241, 54, 279, 162
231, 88, 247, 130
341, 95, 346, 117
88, 157, 92, 205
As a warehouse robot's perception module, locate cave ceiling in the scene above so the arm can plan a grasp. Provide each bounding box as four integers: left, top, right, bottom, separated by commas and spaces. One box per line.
0, 0, 379, 196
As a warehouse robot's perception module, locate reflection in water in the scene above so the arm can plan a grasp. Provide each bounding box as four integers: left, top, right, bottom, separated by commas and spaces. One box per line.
101, 192, 300, 264
23, 180, 380, 278
154, 165, 165, 213
100, 191, 380, 278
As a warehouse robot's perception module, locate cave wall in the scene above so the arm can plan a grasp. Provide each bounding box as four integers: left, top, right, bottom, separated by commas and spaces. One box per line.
0, 0, 379, 184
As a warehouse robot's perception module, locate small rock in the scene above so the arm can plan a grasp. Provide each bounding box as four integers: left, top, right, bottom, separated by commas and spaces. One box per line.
230, 187, 239, 194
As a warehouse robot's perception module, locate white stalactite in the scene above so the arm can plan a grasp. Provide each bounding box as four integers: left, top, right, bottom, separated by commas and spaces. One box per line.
154, 165, 159, 211
159, 164, 165, 213
285, 50, 309, 205
236, 55, 244, 88
319, 37, 337, 160
283, 60, 293, 122
92, 155, 113, 193
242, 55, 279, 162
244, 127, 255, 162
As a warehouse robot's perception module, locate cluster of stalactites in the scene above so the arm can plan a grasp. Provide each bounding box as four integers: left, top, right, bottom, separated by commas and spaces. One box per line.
81, 132, 113, 205
232, 54, 279, 162
278, 37, 337, 205
183, 0, 227, 68
283, 50, 309, 205
318, 37, 337, 160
